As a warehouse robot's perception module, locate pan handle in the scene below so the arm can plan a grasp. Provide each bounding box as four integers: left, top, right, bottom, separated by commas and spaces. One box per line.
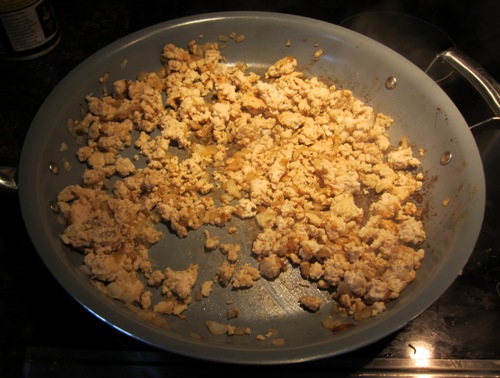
0, 166, 18, 192
426, 48, 500, 127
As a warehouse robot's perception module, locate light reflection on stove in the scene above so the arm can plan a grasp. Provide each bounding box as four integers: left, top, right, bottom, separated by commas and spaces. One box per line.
408, 341, 434, 366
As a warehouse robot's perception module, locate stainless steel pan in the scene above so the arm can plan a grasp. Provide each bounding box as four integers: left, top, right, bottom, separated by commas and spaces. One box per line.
8, 11, 497, 364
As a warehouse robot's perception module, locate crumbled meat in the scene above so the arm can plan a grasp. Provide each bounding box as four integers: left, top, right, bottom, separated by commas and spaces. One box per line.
227, 307, 240, 319
231, 264, 261, 289
299, 295, 324, 312
200, 280, 214, 297
205, 320, 251, 336
56, 39, 427, 331
153, 264, 199, 317
203, 229, 220, 250
219, 242, 240, 263
216, 260, 235, 287
258, 255, 286, 280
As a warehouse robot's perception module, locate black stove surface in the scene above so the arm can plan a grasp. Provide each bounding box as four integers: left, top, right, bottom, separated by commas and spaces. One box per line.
1, 1, 499, 377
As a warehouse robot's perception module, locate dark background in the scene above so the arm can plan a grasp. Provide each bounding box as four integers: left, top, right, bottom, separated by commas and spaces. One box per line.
1, 1, 499, 377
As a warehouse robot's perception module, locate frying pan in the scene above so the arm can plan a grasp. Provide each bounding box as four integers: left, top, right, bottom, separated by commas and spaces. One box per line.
8, 11, 496, 364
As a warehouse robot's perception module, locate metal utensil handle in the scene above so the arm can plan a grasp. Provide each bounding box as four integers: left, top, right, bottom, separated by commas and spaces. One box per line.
0, 166, 18, 192
427, 48, 500, 119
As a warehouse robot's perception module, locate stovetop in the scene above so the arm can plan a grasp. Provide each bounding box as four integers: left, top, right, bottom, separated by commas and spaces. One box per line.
0, 1, 499, 377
